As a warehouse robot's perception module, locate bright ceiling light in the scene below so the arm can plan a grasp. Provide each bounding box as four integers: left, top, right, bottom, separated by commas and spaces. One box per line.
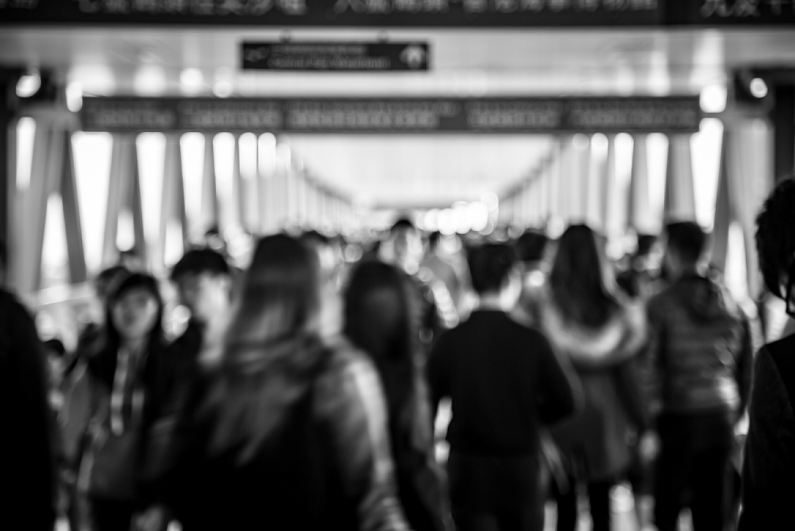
134, 65, 167, 96
213, 80, 233, 98
66, 82, 83, 112
700, 84, 727, 113
16, 69, 41, 98
180, 68, 204, 94
750, 78, 768, 99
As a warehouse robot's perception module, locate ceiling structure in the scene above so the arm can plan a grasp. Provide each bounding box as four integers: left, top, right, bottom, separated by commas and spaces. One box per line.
2, 26, 794, 207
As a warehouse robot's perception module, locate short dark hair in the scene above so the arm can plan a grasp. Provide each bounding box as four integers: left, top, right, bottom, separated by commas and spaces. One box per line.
170, 248, 230, 282
94, 265, 130, 301
390, 218, 415, 233
665, 221, 706, 265
468, 243, 517, 294
756, 178, 795, 299
515, 230, 549, 263
428, 231, 442, 250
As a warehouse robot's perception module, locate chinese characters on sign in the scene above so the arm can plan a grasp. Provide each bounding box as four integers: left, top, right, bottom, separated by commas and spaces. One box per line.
242, 42, 429, 71
80, 96, 701, 134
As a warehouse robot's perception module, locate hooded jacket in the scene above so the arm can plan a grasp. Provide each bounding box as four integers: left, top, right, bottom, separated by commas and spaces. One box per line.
642, 273, 753, 418
540, 296, 648, 481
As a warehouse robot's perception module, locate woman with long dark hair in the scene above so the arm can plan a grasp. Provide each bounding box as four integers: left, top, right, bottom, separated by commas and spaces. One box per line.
344, 260, 452, 531
62, 273, 173, 531
145, 234, 409, 531
539, 225, 648, 531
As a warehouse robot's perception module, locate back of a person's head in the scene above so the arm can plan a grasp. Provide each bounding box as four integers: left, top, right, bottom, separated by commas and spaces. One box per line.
390, 217, 415, 234
665, 221, 706, 265
427, 231, 442, 251
344, 261, 411, 360
170, 248, 230, 282
756, 177, 795, 300
636, 234, 658, 257
515, 230, 549, 263
550, 224, 616, 327
226, 234, 320, 352
468, 243, 517, 295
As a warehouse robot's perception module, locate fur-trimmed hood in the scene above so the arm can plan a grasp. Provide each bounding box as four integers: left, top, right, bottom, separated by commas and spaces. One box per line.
540, 294, 648, 369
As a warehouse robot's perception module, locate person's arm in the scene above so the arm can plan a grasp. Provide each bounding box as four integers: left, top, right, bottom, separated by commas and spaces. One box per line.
425, 333, 450, 425
639, 298, 666, 423
316, 354, 411, 531
536, 332, 581, 424
736, 316, 755, 416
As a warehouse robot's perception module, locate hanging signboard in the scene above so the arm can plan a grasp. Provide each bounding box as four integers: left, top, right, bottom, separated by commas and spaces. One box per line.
0, 0, 662, 26
80, 96, 701, 133
242, 42, 429, 71
666, 0, 795, 25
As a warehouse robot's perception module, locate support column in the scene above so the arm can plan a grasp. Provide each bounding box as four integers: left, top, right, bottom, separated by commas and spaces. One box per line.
601, 134, 619, 238
0, 70, 18, 286
160, 134, 187, 268
628, 134, 653, 234
664, 134, 696, 222
59, 129, 87, 283
201, 133, 218, 233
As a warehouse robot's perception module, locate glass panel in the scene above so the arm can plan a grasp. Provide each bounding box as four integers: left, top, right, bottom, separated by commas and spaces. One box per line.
16, 117, 36, 192
40, 193, 69, 290
213, 132, 236, 234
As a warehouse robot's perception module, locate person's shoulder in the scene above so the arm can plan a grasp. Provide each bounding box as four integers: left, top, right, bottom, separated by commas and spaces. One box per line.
762, 334, 795, 382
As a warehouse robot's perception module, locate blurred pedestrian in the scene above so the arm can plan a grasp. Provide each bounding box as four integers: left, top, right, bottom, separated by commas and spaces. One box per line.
738, 177, 795, 529
139, 234, 410, 531
427, 243, 580, 531
345, 260, 453, 531
0, 275, 57, 531
538, 224, 648, 531
61, 273, 175, 531
641, 221, 753, 531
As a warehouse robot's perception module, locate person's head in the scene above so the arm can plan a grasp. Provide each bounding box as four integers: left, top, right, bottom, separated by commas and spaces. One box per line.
549, 224, 618, 328
105, 272, 164, 347
94, 265, 130, 304
344, 261, 416, 413
428, 231, 442, 253
224, 234, 320, 358
171, 248, 232, 324
663, 221, 707, 279
515, 230, 549, 265
468, 243, 521, 307
756, 178, 795, 314
389, 218, 423, 270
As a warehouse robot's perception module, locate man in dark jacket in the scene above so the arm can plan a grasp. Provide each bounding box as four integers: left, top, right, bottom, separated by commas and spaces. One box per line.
738, 177, 795, 530
0, 285, 57, 530
169, 248, 233, 374
642, 222, 753, 531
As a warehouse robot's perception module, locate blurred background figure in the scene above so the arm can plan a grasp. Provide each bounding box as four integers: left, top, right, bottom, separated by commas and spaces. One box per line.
538, 224, 648, 531
427, 242, 580, 531
422, 231, 468, 317
642, 221, 753, 531
61, 273, 175, 531
0, 251, 57, 531
513, 229, 550, 328
141, 234, 409, 531
345, 260, 452, 531
739, 177, 795, 530
616, 234, 663, 301
169, 248, 233, 377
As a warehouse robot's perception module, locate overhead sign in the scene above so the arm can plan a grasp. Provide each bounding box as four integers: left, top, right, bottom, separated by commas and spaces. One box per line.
242, 42, 429, 71
0, 0, 662, 26
666, 0, 795, 25
80, 96, 701, 133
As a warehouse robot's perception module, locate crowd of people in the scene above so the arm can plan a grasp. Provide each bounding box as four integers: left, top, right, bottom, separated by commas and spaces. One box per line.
2, 177, 795, 531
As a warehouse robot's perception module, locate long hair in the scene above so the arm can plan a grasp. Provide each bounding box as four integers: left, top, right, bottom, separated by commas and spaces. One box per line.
549, 224, 619, 329
88, 272, 165, 389
203, 234, 324, 463
344, 261, 417, 419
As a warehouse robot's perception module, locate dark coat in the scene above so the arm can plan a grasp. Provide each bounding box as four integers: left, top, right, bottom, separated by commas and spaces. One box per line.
0, 289, 56, 530
738, 333, 795, 530
540, 297, 648, 481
